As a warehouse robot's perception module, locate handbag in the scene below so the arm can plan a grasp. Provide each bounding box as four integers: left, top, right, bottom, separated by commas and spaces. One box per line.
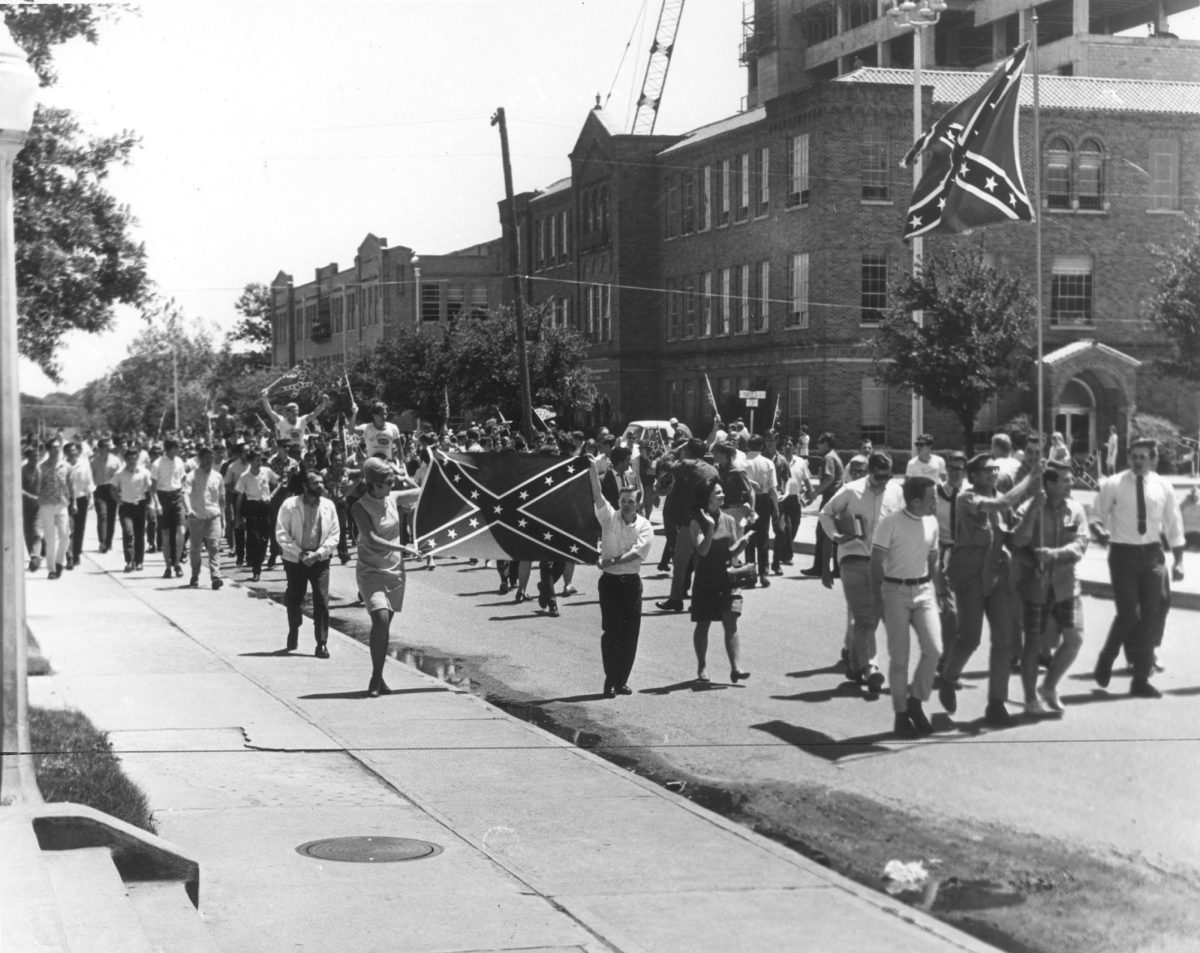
727, 562, 758, 589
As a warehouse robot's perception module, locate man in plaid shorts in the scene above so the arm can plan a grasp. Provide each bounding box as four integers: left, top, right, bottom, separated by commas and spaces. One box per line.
1011, 460, 1088, 715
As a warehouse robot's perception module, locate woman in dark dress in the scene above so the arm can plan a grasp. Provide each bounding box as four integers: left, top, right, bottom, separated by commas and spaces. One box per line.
689, 479, 753, 684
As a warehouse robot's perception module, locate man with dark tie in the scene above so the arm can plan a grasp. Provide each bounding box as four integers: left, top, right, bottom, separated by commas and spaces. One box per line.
1089, 438, 1185, 698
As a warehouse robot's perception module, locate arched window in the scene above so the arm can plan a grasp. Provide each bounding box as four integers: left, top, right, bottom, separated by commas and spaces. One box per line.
1045, 137, 1072, 209
1077, 139, 1104, 210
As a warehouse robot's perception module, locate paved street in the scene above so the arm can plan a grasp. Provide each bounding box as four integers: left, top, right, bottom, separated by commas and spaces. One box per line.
231, 513, 1200, 884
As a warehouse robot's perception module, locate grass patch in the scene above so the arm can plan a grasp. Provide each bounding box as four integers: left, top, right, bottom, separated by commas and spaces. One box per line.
29, 707, 156, 835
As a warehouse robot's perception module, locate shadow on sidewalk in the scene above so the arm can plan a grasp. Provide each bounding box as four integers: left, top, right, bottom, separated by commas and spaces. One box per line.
750, 719, 896, 762
298, 686, 453, 700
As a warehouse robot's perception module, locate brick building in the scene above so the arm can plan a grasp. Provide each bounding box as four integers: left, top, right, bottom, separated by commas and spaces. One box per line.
270, 233, 504, 369
502, 0, 1200, 453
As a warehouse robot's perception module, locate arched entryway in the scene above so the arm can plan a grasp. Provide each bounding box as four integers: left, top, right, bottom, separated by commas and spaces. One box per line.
1055, 377, 1096, 455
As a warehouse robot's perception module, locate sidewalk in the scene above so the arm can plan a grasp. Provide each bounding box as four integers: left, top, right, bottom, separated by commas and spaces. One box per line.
23, 552, 1000, 953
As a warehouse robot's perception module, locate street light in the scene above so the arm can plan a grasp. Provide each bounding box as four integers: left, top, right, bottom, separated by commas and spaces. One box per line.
890, 0, 947, 452
0, 22, 41, 806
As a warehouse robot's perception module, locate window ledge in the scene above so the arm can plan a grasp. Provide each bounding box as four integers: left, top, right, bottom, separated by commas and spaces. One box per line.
860, 199, 893, 206
1146, 208, 1183, 215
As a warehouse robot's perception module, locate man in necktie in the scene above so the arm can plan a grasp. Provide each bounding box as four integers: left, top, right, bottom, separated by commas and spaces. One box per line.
1089, 438, 1185, 698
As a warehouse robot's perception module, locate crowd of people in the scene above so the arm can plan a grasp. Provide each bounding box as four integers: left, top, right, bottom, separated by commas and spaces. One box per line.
20, 397, 1190, 735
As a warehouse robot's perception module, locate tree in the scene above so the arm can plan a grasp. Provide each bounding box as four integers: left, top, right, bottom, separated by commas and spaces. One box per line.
226, 282, 273, 368
5, 5, 152, 381
1145, 214, 1200, 385
872, 247, 1036, 454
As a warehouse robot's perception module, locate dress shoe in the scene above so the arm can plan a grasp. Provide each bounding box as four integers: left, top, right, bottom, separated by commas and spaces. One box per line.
265, 558, 276, 570
1093, 654, 1113, 689
893, 712, 918, 739
906, 698, 934, 735
984, 701, 1013, 726
730, 669, 751, 683
603, 684, 616, 699
286, 633, 299, 652
616, 685, 632, 695
135, 563, 143, 571
938, 682, 958, 714
211, 578, 223, 590
655, 600, 684, 612
655, 561, 670, 572
47, 569, 61, 580
547, 602, 560, 617
162, 567, 173, 579
54, 563, 64, 577
367, 682, 380, 698
864, 668, 885, 694
800, 568, 822, 577
29, 556, 41, 571
124, 562, 134, 573
1038, 684, 1065, 713
770, 566, 783, 576
497, 581, 509, 595
758, 574, 770, 588
1129, 679, 1162, 699
251, 572, 261, 583
173, 564, 184, 578
537, 582, 550, 609
315, 643, 330, 659
188, 575, 200, 588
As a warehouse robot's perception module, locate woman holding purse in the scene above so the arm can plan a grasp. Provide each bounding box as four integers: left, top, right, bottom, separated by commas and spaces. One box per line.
689, 478, 753, 685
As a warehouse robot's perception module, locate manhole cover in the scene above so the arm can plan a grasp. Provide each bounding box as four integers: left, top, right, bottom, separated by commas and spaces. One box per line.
295, 836, 442, 863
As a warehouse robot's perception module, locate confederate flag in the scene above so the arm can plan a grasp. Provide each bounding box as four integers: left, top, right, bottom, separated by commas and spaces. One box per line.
413, 452, 600, 563
903, 42, 1032, 240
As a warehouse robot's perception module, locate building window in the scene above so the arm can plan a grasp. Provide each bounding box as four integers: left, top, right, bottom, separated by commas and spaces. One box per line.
719, 267, 731, 335
535, 218, 546, 270
736, 263, 750, 333
787, 252, 809, 329
755, 146, 769, 215
718, 376, 733, 416
861, 378, 888, 444
586, 284, 612, 342
700, 166, 713, 231
666, 278, 680, 341
787, 133, 810, 207
470, 285, 489, 317
683, 275, 697, 338
787, 375, 810, 428
682, 379, 697, 425
861, 137, 889, 201
755, 260, 770, 332
549, 215, 558, 264
665, 175, 680, 239
1076, 139, 1103, 210
346, 293, 356, 331
719, 158, 731, 225
1149, 139, 1180, 211
420, 283, 441, 322
447, 285, 464, 321
701, 271, 714, 337
1050, 255, 1093, 325
560, 210, 570, 259
736, 152, 750, 221
1045, 137, 1072, 209
681, 169, 696, 235
860, 253, 887, 325
331, 297, 343, 334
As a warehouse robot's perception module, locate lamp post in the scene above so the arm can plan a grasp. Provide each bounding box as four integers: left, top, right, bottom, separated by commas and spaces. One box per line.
889, 0, 946, 452
0, 23, 41, 807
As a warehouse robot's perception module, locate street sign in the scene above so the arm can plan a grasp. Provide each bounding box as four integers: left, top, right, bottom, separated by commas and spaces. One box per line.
738, 389, 766, 400
744, 398, 760, 407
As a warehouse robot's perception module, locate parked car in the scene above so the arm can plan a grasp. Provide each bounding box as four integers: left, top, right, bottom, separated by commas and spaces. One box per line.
621, 420, 675, 458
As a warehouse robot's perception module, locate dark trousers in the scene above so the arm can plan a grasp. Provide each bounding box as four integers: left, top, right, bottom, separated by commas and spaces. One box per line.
809, 491, 836, 573
157, 489, 185, 565
118, 501, 146, 566
599, 573, 643, 689
268, 488, 289, 562
284, 558, 331, 645
93, 485, 118, 550
1099, 543, 1166, 682
539, 560, 565, 607
773, 495, 801, 569
332, 499, 350, 560
22, 500, 42, 557
226, 490, 245, 562
242, 500, 271, 572
750, 498, 773, 575
70, 495, 89, 562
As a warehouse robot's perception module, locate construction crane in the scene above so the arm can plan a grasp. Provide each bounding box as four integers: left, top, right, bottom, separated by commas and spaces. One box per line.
630, 0, 686, 135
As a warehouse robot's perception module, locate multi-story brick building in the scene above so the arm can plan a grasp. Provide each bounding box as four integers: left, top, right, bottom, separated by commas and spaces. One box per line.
270, 233, 504, 369
502, 0, 1200, 452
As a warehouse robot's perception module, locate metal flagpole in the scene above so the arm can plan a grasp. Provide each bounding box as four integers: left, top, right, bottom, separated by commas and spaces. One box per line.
1032, 12, 1044, 456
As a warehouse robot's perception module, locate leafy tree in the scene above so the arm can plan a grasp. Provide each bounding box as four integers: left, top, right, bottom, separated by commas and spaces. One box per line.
1145, 214, 1200, 385
226, 281, 273, 368
872, 247, 1036, 454
349, 326, 450, 425
5, 4, 151, 381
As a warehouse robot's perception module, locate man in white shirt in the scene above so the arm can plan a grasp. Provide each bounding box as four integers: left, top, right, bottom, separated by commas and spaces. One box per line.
905, 433, 947, 484
588, 459, 654, 697
113, 448, 153, 572
183, 446, 226, 590
819, 452, 904, 694
64, 441, 95, 570
1089, 438, 1185, 698
771, 437, 811, 575
151, 438, 188, 578
743, 434, 779, 588
352, 399, 402, 461
90, 435, 122, 553
871, 476, 941, 738
261, 390, 328, 449
276, 470, 340, 657
990, 433, 1021, 484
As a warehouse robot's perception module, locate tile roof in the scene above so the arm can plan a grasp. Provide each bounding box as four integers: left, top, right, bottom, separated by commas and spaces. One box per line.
657, 106, 768, 156
839, 68, 1200, 114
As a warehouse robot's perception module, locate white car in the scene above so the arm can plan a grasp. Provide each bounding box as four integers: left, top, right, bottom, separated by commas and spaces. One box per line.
621, 420, 676, 458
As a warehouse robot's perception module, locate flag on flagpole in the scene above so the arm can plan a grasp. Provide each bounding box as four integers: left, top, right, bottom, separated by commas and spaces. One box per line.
413, 452, 600, 563
703, 373, 719, 415
903, 42, 1032, 240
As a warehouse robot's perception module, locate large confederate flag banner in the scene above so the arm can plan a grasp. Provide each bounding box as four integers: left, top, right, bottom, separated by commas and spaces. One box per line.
414, 452, 601, 564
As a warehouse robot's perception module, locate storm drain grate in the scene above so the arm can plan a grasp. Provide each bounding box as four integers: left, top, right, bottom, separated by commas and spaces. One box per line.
296, 836, 443, 863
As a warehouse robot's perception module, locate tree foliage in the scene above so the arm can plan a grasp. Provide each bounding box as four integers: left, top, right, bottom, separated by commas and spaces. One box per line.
1145, 214, 1200, 384
872, 247, 1036, 454
226, 281, 273, 367
5, 4, 151, 381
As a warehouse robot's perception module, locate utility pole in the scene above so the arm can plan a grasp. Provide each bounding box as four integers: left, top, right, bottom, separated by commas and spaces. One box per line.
490, 107, 535, 443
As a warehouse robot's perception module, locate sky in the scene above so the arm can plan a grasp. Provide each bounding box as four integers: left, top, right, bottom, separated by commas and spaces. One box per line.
18, 0, 1200, 397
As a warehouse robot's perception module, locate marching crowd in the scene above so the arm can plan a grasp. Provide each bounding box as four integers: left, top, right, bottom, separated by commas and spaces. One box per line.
21, 392, 1190, 736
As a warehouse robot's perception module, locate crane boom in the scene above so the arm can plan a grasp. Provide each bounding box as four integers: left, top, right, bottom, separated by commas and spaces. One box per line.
630, 0, 686, 135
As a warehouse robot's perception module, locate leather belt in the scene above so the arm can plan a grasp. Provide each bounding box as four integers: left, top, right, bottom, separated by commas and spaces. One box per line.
884, 575, 931, 585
